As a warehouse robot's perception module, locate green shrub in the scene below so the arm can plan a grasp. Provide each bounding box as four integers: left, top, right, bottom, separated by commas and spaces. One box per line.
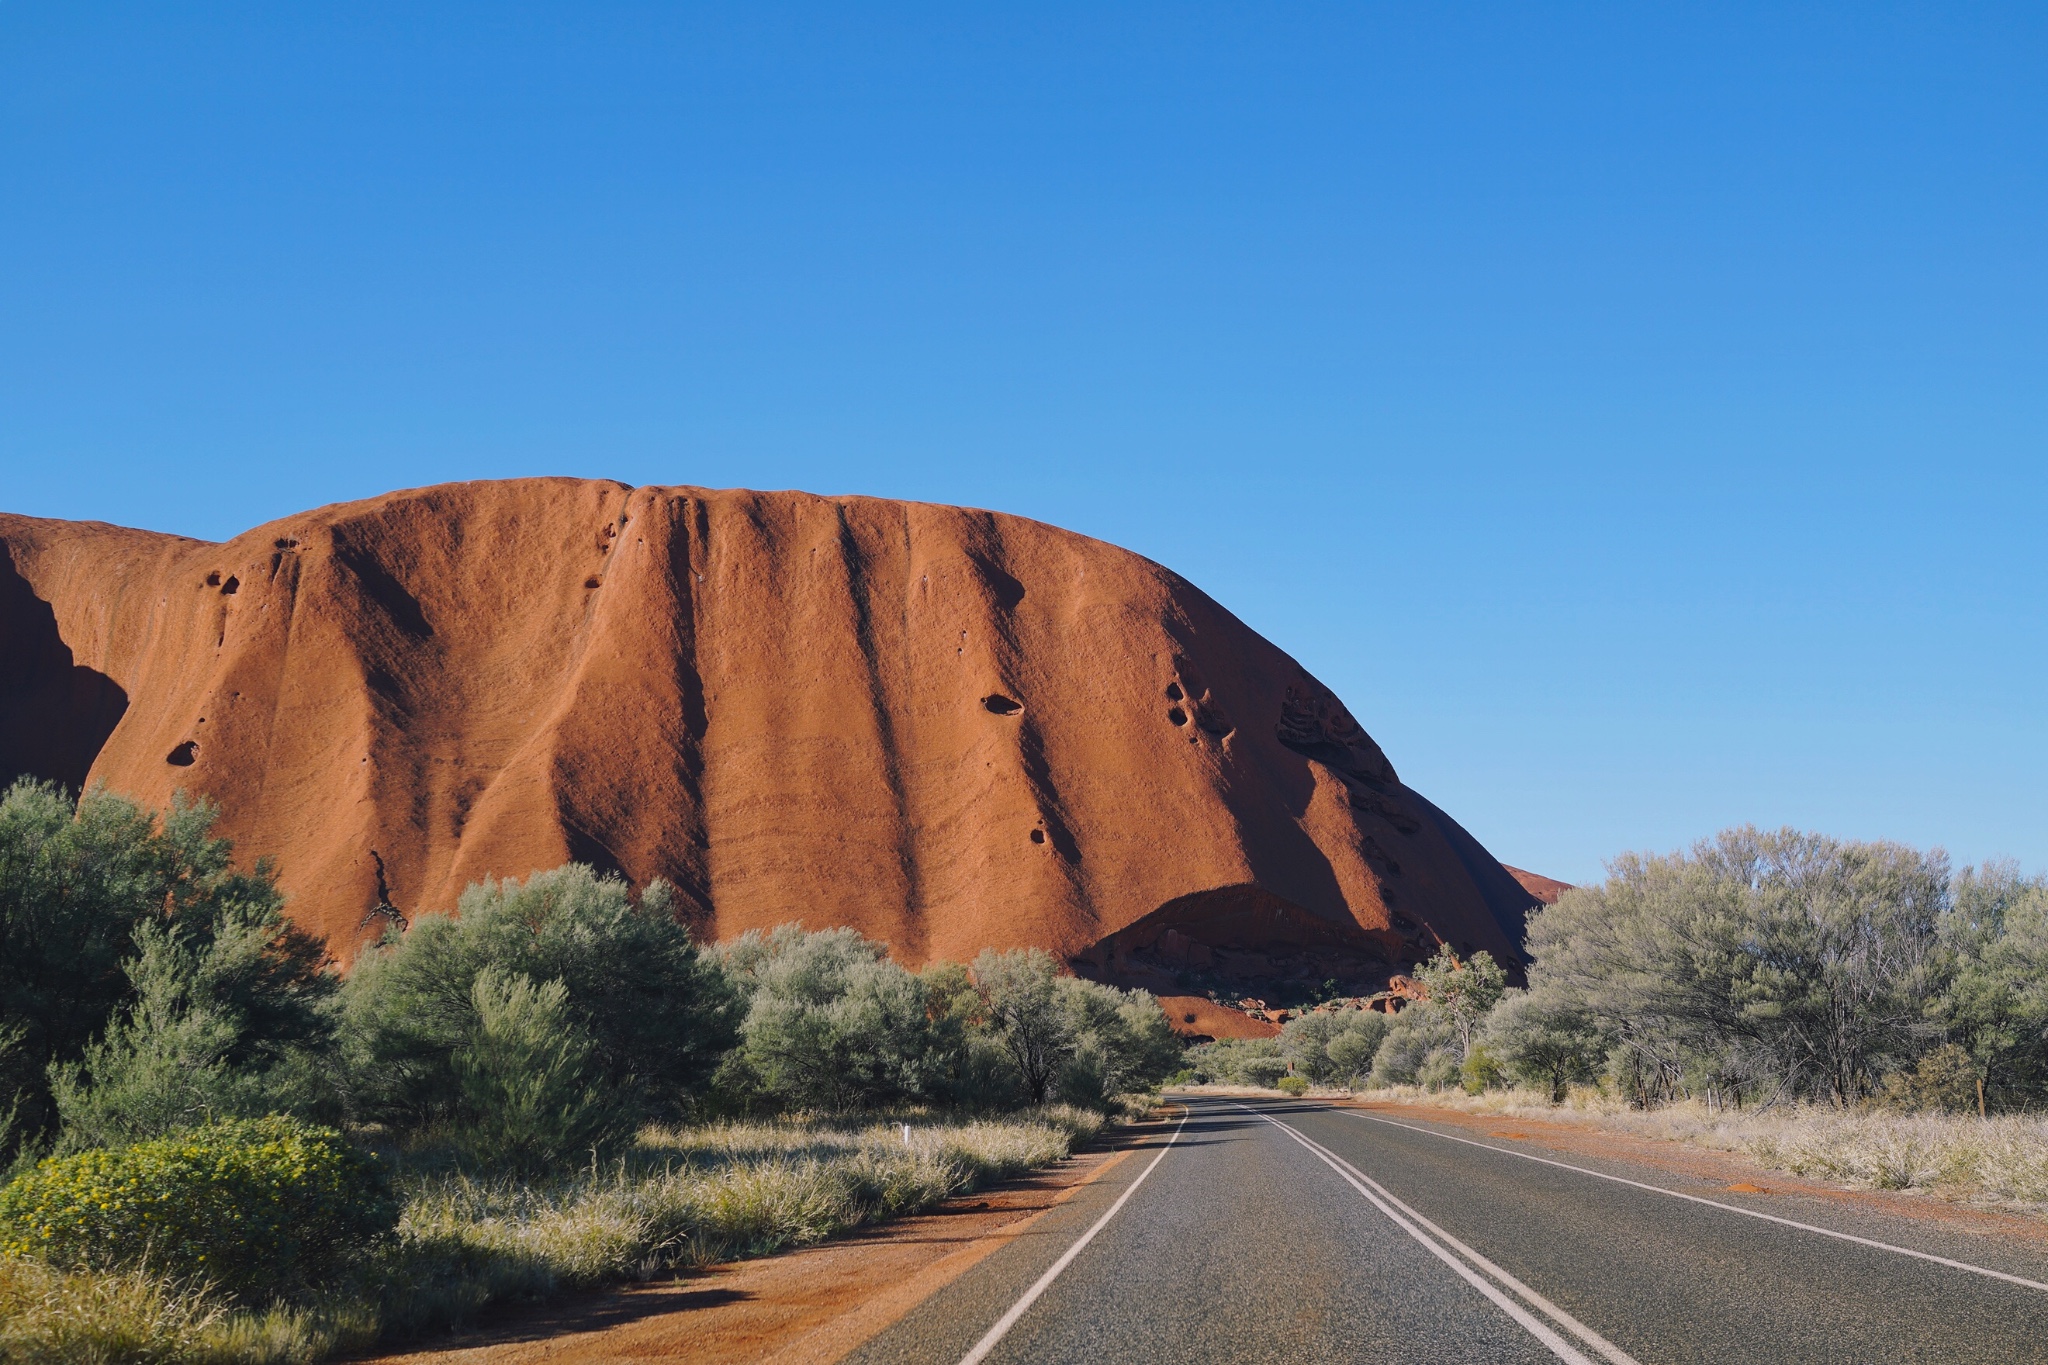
1282, 1009, 1391, 1084
1877, 1043, 1981, 1114
1324, 1016, 1390, 1083
714, 934, 1181, 1115
717, 926, 965, 1112
1275, 1075, 1310, 1098
969, 948, 1182, 1106
0, 1116, 395, 1302
1483, 988, 1609, 1103
1183, 1035, 1281, 1085
49, 913, 340, 1154
967, 949, 1074, 1105
1237, 1054, 1290, 1088
342, 865, 739, 1140
1053, 975, 1183, 1107
1460, 1043, 1506, 1094
449, 969, 626, 1171
0, 781, 333, 1160
1413, 944, 1507, 1059
1368, 1004, 1459, 1088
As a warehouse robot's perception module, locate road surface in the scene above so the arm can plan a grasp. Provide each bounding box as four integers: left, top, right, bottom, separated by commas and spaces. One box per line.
844, 1095, 2048, 1365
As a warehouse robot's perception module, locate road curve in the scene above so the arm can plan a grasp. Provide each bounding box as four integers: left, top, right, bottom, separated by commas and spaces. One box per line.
843, 1096, 2048, 1365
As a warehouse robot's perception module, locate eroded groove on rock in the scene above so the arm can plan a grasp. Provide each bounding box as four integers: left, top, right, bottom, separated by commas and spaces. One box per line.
0, 479, 1540, 973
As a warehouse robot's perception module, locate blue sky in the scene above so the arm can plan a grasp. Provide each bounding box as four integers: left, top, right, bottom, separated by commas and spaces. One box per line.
3, 3, 2042, 883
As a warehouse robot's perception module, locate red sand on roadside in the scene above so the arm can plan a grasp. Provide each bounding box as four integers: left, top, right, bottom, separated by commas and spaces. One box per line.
1339, 1098, 2048, 1251
357, 1099, 2048, 1363
351, 1119, 1176, 1365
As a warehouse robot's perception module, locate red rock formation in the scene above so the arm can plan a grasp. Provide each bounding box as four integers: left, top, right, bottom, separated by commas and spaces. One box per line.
0, 479, 1540, 987
1504, 865, 1573, 905
1158, 995, 1282, 1042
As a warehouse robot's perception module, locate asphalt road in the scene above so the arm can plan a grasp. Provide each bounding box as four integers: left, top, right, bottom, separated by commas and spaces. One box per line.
844, 1095, 2048, 1365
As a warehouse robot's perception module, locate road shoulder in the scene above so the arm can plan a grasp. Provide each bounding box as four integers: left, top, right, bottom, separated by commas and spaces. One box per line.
352, 1123, 1166, 1365
1331, 1096, 2048, 1254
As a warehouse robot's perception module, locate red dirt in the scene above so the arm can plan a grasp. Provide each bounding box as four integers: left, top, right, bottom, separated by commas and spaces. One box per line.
0, 480, 1539, 976
1158, 994, 1282, 1040
352, 1127, 1164, 1364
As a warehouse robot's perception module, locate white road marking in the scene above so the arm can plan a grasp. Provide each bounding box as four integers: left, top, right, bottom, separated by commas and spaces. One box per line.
953, 1106, 1189, 1365
1256, 1108, 1641, 1365
1235, 1103, 1609, 1365
1347, 1108, 2048, 1295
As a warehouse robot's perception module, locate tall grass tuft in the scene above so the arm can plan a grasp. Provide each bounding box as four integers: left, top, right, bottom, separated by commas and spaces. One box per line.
0, 1255, 220, 1364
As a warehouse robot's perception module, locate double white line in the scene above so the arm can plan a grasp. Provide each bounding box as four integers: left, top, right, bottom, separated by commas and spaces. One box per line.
1347, 1109, 2048, 1295
1235, 1102, 1642, 1365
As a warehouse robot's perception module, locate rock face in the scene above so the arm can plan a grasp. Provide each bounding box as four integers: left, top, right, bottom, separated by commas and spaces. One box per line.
1504, 865, 1573, 905
0, 479, 1539, 991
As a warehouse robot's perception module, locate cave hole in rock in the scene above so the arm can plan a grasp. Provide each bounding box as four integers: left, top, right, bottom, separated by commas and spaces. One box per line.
1165, 682, 1184, 701
585, 576, 603, 589
274, 537, 299, 550
166, 741, 197, 766
1029, 828, 1046, 844
983, 694, 1022, 715
1167, 706, 1187, 726
220, 576, 239, 595
205, 571, 220, 587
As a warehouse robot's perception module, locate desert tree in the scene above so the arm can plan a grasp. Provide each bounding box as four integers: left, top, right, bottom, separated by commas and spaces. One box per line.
716, 925, 963, 1112
342, 864, 739, 1136
1412, 943, 1506, 1060
0, 780, 332, 1155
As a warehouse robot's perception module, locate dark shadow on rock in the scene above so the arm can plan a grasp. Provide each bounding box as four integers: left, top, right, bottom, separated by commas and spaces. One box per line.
0, 543, 127, 793
1401, 785, 1542, 967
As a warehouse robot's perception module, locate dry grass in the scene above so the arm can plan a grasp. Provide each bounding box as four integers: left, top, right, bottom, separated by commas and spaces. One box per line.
1356, 1085, 2048, 1211
380, 1108, 1099, 1329
0, 1256, 221, 1365
0, 1107, 1104, 1365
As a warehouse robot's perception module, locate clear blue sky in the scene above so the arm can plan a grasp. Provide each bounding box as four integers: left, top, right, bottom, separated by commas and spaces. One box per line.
3, 3, 2042, 884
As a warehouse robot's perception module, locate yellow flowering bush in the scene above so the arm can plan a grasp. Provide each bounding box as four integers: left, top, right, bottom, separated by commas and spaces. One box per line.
0, 1116, 395, 1301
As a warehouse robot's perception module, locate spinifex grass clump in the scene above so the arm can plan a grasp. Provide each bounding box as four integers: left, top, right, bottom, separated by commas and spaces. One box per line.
0, 1254, 227, 1364
0, 1116, 396, 1303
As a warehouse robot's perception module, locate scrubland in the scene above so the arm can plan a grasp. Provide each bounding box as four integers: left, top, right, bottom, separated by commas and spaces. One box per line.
1189, 829, 2048, 1220
0, 1108, 1100, 1365
0, 782, 1169, 1365
1354, 1085, 2048, 1212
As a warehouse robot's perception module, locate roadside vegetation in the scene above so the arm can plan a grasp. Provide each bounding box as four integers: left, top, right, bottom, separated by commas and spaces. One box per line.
0, 780, 1175, 1365
1187, 825, 2048, 1211
1359, 1086, 2048, 1209
10, 777, 2044, 1358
